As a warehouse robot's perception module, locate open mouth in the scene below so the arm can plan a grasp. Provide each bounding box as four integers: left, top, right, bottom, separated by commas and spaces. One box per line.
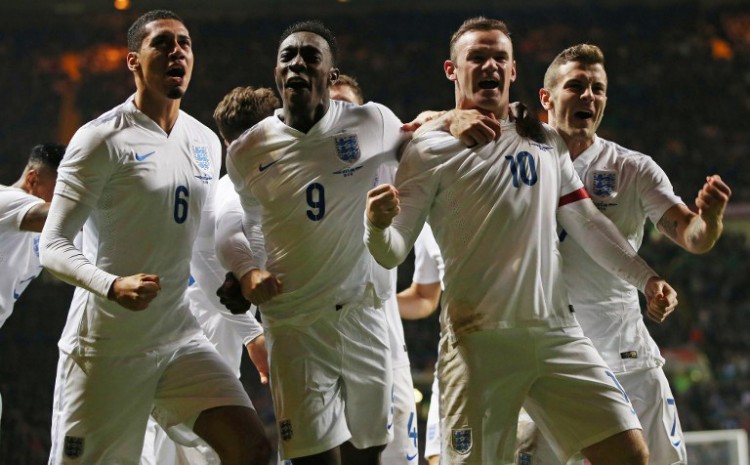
478, 79, 499, 90
167, 67, 186, 78
574, 110, 594, 120
286, 77, 309, 90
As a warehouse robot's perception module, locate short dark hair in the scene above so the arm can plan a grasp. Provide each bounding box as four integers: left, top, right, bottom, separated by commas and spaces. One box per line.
544, 44, 605, 90
213, 87, 281, 144
127, 10, 184, 52
332, 74, 364, 105
28, 144, 66, 171
450, 17, 511, 62
279, 20, 337, 65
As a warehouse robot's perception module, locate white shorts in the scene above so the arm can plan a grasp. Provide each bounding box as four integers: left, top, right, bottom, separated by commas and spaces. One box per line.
424, 372, 441, 460
516, 366, 686, 465
48, 335, 252, 464
140, 417, 220, 465
439, 326, 641, 464
382, 364, 420, 464
516, 409, 585, 465
266, 302, 392, 459
618, 367, 687, 465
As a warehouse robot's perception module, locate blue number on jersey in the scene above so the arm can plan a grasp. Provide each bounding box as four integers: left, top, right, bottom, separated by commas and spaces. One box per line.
407, 411, 418, 448
174, 185, 189, 224
306, 183, 326, 221
505, 151, 538, 188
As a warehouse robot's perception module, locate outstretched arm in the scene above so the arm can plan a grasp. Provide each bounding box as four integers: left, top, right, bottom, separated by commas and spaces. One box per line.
558, 197, 678, 323
656, 174, 731, 254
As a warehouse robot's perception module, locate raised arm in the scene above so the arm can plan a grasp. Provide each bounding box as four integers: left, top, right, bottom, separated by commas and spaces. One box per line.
656, 174, 731, 254
558, 197, 678, 323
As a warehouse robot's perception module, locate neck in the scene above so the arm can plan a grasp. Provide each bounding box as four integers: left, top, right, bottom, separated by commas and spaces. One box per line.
282, 101, 328, 134
456, 96, 508, 121
12, 170, 31, 194
560, 132, 594, 160
133, 91, 181, 134
11, 178, 27, 193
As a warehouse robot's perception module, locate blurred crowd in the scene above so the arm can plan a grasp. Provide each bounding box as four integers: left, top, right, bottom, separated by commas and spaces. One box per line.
0, 3, 748, 463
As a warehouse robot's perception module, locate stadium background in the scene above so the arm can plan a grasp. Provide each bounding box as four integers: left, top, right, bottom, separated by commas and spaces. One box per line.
0, 0, 748, 463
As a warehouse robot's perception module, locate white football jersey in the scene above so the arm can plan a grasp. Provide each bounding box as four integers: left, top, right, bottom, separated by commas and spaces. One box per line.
53, 98, 221, 355
391, 122, 584, 337
412, 223, 444, 287
189, 175, 263, 377
0, 186, 45, 328
561, 136, 683, 372
227, 100, 404, 326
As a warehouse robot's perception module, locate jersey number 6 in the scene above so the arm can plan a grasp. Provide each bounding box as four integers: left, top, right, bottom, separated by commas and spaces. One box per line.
174, 185, 189, 224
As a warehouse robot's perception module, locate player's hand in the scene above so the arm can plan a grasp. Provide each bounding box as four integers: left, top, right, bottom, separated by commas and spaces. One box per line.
217, 272, 252, 314
696, 174, 732, 226
367, 184, 400, 229
643, 277, 678, 323
448, 109, 502, 147
108, 273, 161, 311
245, 334, 269, 384
401, 110, 447, 132
240, 269, 282, 305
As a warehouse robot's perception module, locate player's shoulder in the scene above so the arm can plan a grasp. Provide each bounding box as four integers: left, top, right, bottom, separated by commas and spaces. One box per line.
226, 115, 276, 162
0, 185, 43, 217
179, 110, 220, 141
0, 185, 38, 204
598, 137, 657, 170
334, 100, 401, 125
534, 122, 564, 153
75, 101, 132, 140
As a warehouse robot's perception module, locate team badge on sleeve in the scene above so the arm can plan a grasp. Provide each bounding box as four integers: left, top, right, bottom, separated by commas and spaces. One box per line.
64, 436, 84, 458
334, 132, 361, 164
451, 427, 472, 455
591, 171, 617, 198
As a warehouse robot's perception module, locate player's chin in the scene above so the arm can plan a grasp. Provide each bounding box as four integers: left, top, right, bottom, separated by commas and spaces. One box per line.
166, 87, 187, 100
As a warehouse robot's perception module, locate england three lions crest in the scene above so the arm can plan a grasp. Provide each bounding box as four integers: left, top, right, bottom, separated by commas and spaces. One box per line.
334, 132, 361, 165
591, 170, 617, 198
451, 427, 472, 455
191, 143, 211, 173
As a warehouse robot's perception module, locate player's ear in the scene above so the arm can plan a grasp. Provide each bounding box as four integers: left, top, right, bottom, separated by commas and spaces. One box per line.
25, 169, 38, 189
328, 68, 340, 87
510, 60, 517, 83
127, 51, 140, 72
539, 88, 553, 110
444, 60, 457, 81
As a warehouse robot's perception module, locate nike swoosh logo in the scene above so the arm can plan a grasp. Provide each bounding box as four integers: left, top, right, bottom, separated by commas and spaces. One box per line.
135, 151, 156, 161
259, 159, 279, 172
406, 453, 417, 461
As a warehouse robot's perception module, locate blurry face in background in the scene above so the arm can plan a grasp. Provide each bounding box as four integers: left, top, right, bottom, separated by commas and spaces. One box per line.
445, 28, 516, 117
330, 84, 361, 105
541, 60, 608, 143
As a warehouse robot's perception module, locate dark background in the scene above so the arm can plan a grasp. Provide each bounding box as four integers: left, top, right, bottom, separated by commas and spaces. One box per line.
1, 0, 748, 463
